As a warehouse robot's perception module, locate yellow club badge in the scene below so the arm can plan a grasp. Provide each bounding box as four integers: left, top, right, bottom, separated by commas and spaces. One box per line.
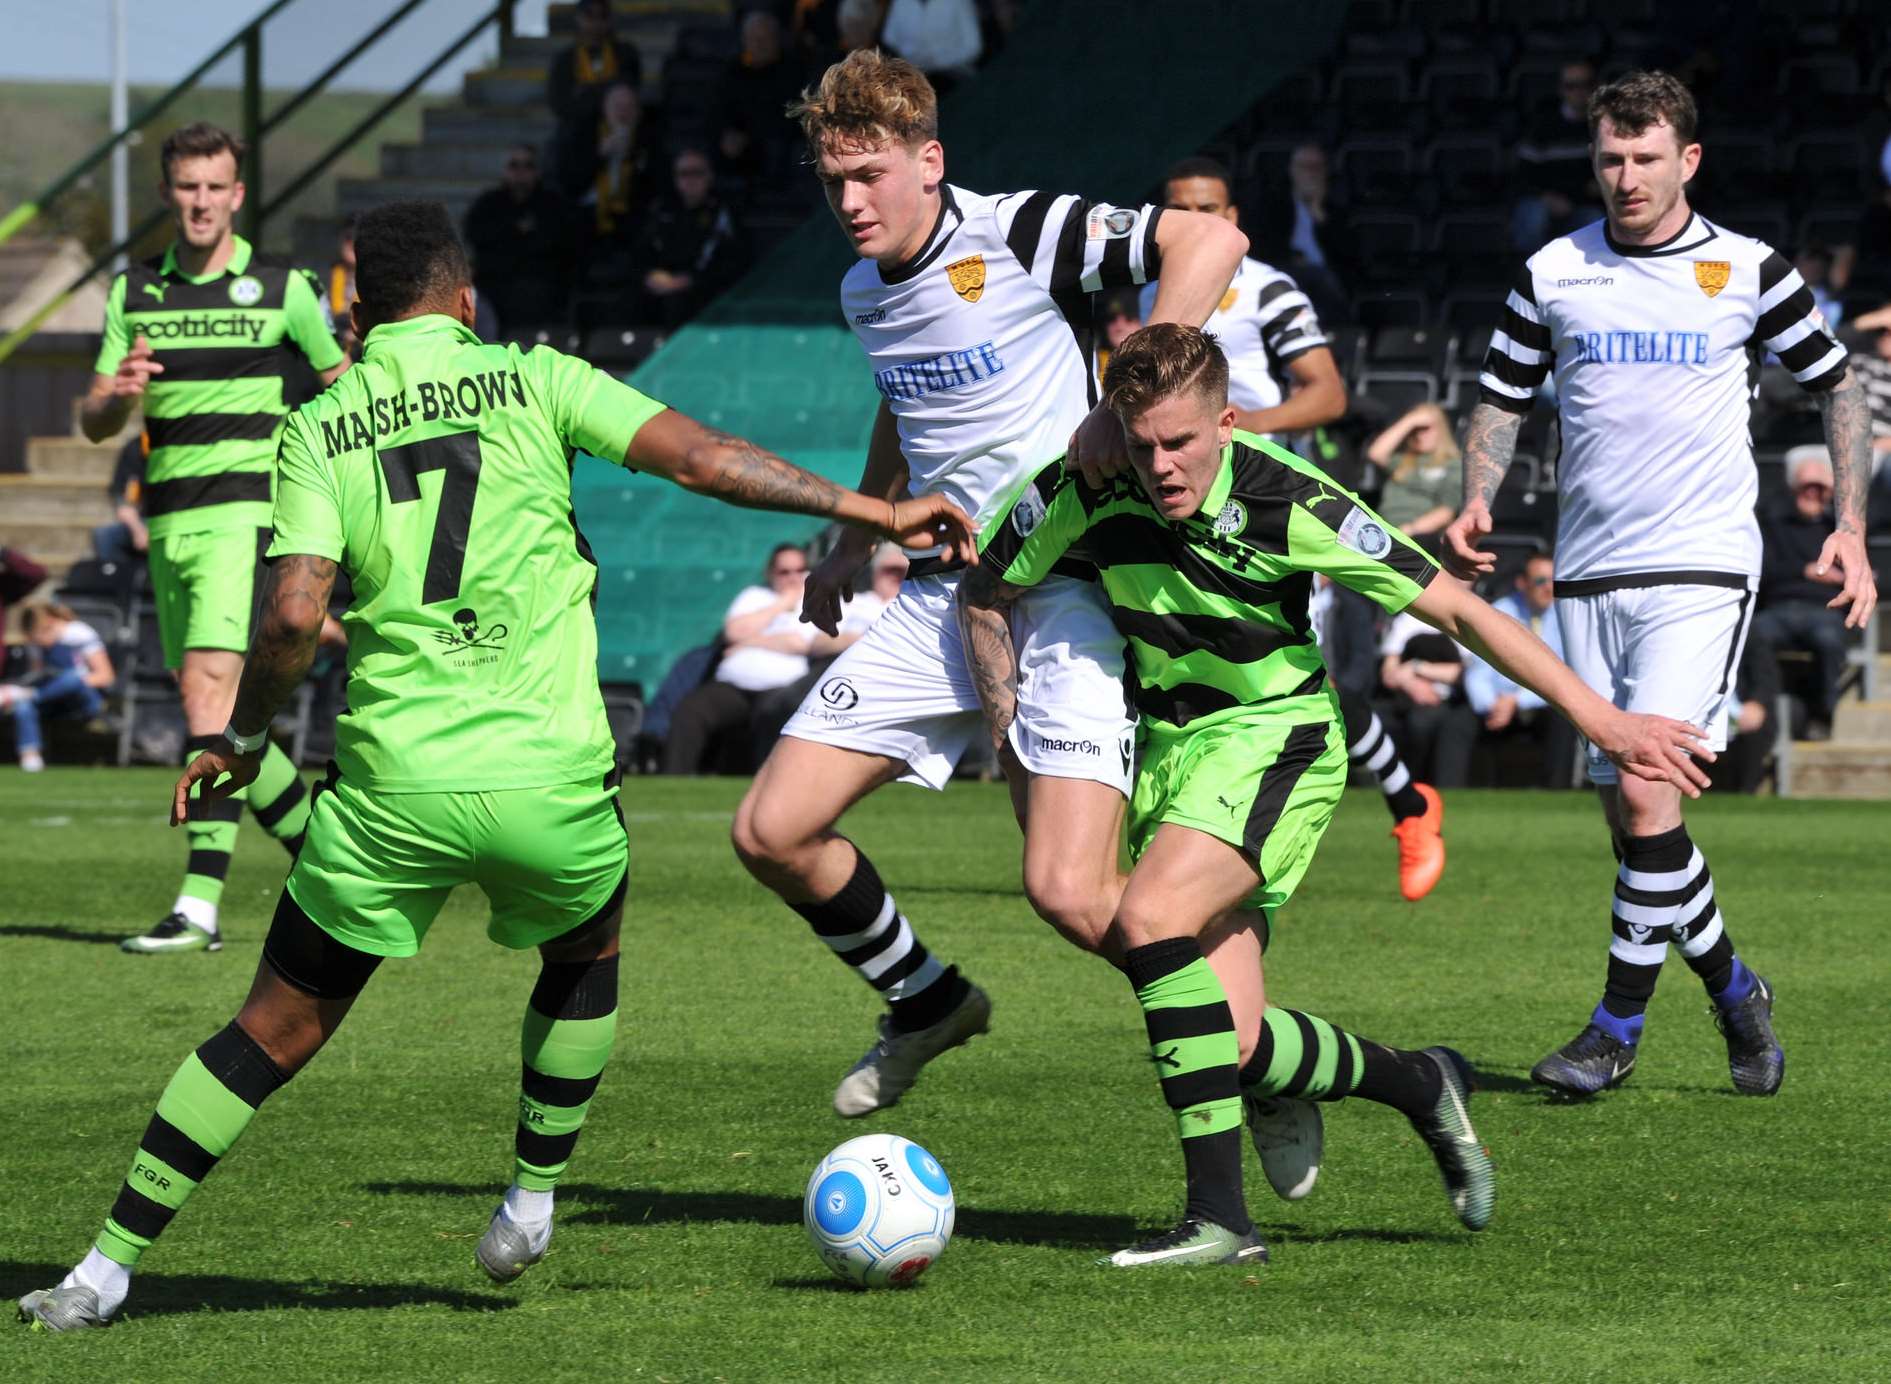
1218, 286, 1238, 314
946, 254, 985, 303
1693, 260, 1730, 298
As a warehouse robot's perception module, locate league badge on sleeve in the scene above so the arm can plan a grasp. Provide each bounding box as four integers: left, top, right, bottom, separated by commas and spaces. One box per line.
1335, 505, 1393, 558
1011, 484, 1047, 537
1086, 206, 1139, 242
1693, 261, 1730, 298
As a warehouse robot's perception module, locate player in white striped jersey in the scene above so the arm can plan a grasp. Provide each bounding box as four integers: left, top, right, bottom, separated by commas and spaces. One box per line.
730, 51, 1248, 1118
1143, 154, 1447, 903
1446, 71, 1877, 1099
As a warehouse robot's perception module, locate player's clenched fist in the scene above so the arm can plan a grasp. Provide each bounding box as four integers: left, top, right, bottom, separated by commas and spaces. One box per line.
113, 335, 164, 398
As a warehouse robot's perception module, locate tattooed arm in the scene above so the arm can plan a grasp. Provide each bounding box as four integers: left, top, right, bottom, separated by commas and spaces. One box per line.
1813, 367, 1881, 629
625, 407, 976, 561
171, 554, 337, 825
955, 562, 1033, 754
1440, 401, 1526, 580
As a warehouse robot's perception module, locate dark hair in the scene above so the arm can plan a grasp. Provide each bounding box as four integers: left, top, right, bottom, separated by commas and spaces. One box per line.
1103, 323, 1230, 419
1587, 69, 1698, 146
353, 201, 470, 323
765, 542, 806, 572
1162, 155, 1233, 198
160, 122, 245, 182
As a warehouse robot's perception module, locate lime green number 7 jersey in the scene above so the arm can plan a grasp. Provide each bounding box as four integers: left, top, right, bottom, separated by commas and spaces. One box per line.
269, 314, 666, 792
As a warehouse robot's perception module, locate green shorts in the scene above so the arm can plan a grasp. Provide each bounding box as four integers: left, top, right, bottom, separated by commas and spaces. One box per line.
1128, 713, 1347, 919
285, 775, 628, 957
149, 526, 269, 669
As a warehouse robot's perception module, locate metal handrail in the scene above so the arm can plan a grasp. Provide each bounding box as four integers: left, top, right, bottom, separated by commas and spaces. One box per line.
0, 0, 297, 249
0, 0, 516, 366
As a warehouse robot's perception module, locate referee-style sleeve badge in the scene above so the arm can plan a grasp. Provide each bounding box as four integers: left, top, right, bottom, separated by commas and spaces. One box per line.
1694, 261, 1730, 298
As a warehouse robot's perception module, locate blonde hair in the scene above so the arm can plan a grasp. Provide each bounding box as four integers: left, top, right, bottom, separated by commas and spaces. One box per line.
1391, 403, 1460, 482
788, 48, 938, 157
1102, 323, 1230, 420
19, 601, 74, 635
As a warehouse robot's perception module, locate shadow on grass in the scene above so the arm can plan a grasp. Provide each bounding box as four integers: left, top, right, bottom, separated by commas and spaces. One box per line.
364, 1181, 1139, 1249
1257, 1223, 1459, 1246
1464, 1068, 1540, 1095
0, 924, 124, 946
1, 1261, 515, 1317
772, 1275, 869, 1293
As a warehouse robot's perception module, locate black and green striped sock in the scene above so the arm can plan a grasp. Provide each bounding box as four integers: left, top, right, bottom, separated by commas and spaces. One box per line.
95, 1022, 288, 1269
179, 737, 241, 912
247, 741, 310, 858
515, 954, 620, 1192
1240, 1007, 1441, 1118
1122, 938, 1250, 1234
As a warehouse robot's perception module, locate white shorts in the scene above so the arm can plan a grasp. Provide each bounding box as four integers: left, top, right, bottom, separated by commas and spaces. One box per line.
1555, 578, 1756, 785
781, 572, 1135, 794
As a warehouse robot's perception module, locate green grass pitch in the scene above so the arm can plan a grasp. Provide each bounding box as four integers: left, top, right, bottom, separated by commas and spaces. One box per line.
3, 770, 1888, 1381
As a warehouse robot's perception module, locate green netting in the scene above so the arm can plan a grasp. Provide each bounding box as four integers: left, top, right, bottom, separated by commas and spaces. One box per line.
574, 0, 1349, 686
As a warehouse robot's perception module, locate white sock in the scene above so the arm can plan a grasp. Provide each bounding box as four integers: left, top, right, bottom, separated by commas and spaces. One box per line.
172, 895, 219, 933
503, 1184, 554, 1232
61, 1246, 130, 1318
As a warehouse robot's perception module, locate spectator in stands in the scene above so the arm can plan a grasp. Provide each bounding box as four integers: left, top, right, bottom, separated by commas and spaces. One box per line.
1095, 288, 1141, 380
325, 216, 359, 359
881, 0, 982, 94
793, 0, 885, 66
463, 144, 578, 334
629, 148, 749, 328
663, 543, 814, 775
1462, 551, 1577, 788
1376, 606, 1477, 789
90, 433, 147, 568
1365, 402, 1462, 543
717, 11, 806, 189
546, 0, 642, 127
1254, 142, 1353, 326
0, 601, 115, 773
1512, 58, 1599, 251
749, 541, 907, 749
1793, 245, 1842, 336
558, 80, 659, 264
1750, 446, 1852, 741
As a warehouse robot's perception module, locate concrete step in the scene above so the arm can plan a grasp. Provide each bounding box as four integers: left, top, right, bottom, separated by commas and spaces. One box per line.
0, 475, 114, 524
466, 69, 551, 108
422, 105, 556, 147
1830, 699, 1891, 741
1785, 741, 1891, 799
336, 177, 488, 223
547, 0, 729, 38
0, 518, 95, 572
501, 19, 684, 69
381, 141, 519, 180
26, 437, 121, 482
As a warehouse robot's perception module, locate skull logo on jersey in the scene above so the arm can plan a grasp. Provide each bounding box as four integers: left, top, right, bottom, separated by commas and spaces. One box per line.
946, 255, 985, 303
1693, 261, 1730, 298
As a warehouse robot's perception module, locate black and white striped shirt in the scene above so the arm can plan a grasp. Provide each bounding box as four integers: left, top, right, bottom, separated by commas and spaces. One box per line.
841, 185, 1161, 528
1479, 213, 1845, 585
1139, 256, 1328, 419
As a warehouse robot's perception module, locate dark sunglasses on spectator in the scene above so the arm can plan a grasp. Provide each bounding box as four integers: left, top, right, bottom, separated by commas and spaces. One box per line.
1528, 574, 1553, 585
1797, 482, 1832, 494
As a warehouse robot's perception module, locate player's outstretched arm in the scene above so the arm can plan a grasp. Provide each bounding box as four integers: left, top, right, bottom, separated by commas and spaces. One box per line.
627, 407, 976, 562
1440, 402, 1524, 581
171, 554, 337, 825
1813, 367, 1880, 629
1408, 574, 1714, 797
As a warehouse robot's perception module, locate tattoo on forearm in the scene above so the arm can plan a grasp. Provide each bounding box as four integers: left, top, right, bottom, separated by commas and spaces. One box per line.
232, 554, 336, 733
1817, 371, 1871, 534
956, 567, 1023, 749
700, 430, 843, 517
1462, 404, 1524, 508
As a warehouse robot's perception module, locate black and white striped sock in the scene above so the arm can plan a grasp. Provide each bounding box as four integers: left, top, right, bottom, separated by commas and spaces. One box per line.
1342, 698, 1424, 821
1665, 835, 1750, 999
1593, 826, 1693, 1044
791, 847, 964, 1033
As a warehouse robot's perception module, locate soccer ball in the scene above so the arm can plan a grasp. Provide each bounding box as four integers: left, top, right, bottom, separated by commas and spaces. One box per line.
803, 1133, 955, 1288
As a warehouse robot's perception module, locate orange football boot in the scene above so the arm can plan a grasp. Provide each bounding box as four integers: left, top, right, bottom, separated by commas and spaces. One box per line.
1391, 783, 1445, 901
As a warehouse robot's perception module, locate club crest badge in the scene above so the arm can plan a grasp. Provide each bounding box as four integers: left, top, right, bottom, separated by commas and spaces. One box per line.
1218, 286, 1239, 314
228, 275, 264, 307
1212, 500, 1247, 536
1693, 260, 1730, 298
946, 255, 985, 303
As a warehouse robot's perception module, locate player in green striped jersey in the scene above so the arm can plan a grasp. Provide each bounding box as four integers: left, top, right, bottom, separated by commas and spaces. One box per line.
82, 123, 347, 956
960, 324, 1711, 1267
17, 201, 975, 1331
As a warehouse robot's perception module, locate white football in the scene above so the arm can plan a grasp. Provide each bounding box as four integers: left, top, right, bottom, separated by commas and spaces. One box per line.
803, 1133, 955, 1288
